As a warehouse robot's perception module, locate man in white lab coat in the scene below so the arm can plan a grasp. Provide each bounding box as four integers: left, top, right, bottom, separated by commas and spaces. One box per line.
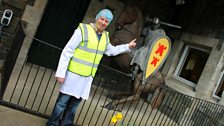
46, 9, 137, 126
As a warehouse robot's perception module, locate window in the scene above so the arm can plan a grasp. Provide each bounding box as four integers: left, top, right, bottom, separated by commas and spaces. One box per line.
213, 72, 224, 99
174, 45, 210, 86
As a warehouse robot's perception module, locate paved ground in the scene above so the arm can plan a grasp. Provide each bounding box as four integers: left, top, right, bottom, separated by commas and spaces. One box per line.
0, 105, 47, 126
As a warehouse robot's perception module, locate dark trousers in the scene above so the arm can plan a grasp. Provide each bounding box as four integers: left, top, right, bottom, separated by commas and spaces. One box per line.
46, 92, 82, 126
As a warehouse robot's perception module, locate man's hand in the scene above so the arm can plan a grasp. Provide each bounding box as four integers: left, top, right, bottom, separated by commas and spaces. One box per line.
129, 39, 137, 49
56, 77, 65, 84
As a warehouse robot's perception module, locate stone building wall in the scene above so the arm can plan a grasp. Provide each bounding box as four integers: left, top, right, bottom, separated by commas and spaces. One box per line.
0, 0, 28, 58
164, 32, 224, 103
0, 0, 29, 95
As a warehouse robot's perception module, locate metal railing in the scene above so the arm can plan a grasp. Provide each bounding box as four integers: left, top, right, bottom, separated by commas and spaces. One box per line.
0, 36, 224, 126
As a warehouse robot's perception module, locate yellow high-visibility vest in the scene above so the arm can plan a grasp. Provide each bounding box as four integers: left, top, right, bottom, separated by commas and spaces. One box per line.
68, 23, 109, 77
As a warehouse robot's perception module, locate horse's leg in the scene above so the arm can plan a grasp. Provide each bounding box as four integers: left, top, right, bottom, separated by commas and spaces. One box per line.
104, 73, 143, 110
114, 53, 132, 73
112, 95, 140, 107
110, 84, 143, 107
107, 91, 132, 99
104, 94, 141, 110
151, 88, 166, 110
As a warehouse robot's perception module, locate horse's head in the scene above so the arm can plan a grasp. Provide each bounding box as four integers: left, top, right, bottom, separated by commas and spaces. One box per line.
110, 5, 141, 46
109, 5, 143, 73
115, 6, 138, 30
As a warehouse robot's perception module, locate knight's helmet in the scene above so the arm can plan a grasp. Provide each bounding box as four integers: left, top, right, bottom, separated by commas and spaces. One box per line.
145, 15, 161, 30
141, 16, 161, 37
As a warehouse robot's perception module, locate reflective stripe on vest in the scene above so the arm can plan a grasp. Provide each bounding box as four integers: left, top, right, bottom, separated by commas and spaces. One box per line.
68, 23, 109, 77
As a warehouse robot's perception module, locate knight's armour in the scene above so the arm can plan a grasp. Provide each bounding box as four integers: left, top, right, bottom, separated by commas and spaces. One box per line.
130, 29, 167, 72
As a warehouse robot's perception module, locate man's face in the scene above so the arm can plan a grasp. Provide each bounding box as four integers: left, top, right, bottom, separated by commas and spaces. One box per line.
96, 16, 109, 32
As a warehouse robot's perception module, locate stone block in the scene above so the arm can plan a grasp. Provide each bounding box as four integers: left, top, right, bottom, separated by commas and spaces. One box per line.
27, 0, 36, 6
2, 0, 28, 10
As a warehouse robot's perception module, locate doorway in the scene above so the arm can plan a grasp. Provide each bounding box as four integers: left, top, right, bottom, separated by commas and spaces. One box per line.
27, 0, 91, 69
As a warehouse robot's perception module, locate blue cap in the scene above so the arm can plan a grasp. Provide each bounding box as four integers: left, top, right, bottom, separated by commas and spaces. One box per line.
95, 9, 113, 24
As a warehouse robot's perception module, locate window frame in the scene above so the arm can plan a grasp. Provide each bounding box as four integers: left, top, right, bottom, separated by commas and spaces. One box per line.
174, 44, 210, 87
213, 71, 224, 99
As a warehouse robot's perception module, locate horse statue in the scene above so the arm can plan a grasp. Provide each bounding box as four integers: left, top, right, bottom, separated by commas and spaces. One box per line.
104, 5, 172, 110
109, 5, 143, 73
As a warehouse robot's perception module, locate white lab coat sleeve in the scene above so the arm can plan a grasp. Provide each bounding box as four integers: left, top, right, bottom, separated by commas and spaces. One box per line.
55, 28, 82, 78
104, 43, 131, 56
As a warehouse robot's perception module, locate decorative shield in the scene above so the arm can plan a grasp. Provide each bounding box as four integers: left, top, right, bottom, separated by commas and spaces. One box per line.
143, 36, 171, 79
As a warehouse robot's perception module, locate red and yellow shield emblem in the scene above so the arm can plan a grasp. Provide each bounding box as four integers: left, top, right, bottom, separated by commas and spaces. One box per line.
144, 37, 171, 79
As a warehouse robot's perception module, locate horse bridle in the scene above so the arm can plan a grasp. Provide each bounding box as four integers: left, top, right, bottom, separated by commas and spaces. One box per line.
117, 24, 139, 37
112, 25, 139, 43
